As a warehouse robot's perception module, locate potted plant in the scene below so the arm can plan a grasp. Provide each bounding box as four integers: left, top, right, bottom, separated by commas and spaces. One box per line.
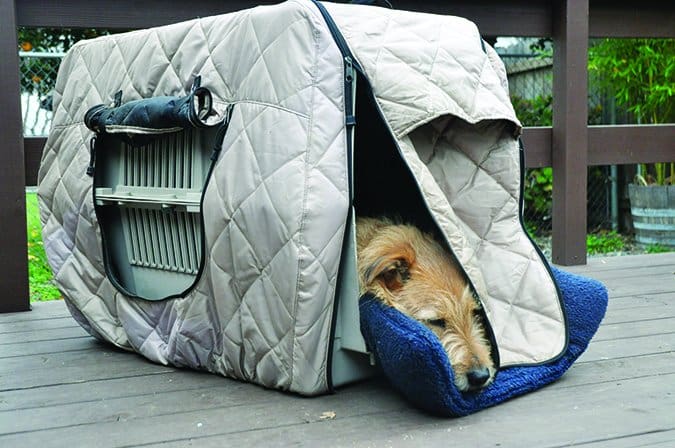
589, 38, 675, 248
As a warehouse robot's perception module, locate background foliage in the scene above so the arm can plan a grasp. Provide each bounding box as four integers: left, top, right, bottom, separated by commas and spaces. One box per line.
589, 38, 675, 185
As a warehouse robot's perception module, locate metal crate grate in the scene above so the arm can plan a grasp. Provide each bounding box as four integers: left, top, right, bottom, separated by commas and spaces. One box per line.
122, 208, 201, 275
123, 129, 195, 188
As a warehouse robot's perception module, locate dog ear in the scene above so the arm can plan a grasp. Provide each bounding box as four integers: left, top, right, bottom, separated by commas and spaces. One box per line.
364, 257, 410, 292
363, 240, 416, 292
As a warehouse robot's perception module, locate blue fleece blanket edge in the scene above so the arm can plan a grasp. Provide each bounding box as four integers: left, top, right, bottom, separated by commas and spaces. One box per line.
358, 267, 609, 416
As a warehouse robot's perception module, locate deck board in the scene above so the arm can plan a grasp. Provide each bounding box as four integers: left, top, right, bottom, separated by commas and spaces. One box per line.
0, 252, 673, 447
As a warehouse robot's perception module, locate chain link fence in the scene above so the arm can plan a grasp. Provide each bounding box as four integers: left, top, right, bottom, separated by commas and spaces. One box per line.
20, 51, 63, 136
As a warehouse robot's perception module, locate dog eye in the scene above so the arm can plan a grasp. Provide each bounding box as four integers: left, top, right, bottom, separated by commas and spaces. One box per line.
427, 319, 446, 328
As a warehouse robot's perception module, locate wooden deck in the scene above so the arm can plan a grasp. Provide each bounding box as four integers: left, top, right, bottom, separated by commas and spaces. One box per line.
1, 253, 674, 447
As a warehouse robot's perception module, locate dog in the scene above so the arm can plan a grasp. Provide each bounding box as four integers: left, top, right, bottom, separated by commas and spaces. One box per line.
356, 216, 495, 392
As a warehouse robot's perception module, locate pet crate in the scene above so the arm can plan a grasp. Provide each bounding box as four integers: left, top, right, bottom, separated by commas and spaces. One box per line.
39, 0, 570, 397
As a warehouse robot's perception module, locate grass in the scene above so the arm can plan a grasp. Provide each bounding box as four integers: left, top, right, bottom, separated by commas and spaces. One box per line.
26, 192, 61, 301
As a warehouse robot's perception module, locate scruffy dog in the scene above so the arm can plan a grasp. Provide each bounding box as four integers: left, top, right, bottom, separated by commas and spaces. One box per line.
356, 216, 495, 392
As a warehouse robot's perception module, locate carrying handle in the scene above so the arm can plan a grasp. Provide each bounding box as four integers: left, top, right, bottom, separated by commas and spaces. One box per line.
84, 77, 228, 139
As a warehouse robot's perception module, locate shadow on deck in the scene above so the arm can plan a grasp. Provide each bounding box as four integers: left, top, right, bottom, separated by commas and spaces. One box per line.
1, 253, 674, 447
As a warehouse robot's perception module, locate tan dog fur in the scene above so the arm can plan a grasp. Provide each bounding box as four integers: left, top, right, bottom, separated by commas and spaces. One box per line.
356, 216, 495, 392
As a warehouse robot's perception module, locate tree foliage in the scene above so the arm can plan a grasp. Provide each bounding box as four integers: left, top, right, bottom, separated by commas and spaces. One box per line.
18, 28, 107, 53
589, 38, 675, 125
589, 38, 674, 185
18, 28, 111, 95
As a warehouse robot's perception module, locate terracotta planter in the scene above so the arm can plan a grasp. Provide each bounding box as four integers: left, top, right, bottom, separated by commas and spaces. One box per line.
628, 184, 675, 248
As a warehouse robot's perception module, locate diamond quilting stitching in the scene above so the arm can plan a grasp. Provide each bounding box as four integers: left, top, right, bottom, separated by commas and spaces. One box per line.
41, 4, 344, 394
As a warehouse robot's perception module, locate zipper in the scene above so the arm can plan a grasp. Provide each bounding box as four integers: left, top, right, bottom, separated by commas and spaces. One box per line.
312, 0, 359, 199
344, 56, 356, 126
310, 0, 360, 392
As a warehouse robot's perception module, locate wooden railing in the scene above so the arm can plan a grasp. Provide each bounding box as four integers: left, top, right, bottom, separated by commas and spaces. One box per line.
2, 0, 674, 312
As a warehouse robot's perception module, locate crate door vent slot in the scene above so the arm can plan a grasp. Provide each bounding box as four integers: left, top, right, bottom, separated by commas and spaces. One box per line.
123, 129, 194, 188
122, 208, 201, 274
95, 126, 215, 300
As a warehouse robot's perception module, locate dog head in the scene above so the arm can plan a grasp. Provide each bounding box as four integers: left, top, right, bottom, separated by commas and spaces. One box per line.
358, 222, 495, 392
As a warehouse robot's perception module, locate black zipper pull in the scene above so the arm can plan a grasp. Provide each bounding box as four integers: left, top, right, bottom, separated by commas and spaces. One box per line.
345, 56, 354, 84
113, 90, 123, 107
86, 136, 97, 177
344, 56, 356, 127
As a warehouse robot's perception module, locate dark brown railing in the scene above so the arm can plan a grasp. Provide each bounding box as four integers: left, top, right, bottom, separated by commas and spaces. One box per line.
2, 0, 674, 312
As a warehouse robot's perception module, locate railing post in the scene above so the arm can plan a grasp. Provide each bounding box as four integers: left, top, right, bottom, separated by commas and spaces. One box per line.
552, 0, 589, 265
0, 0, 30, 312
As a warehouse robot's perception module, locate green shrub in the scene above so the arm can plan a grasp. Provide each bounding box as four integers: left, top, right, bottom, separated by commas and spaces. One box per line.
586, 230, 625, 255
523, 167, 553, 223
511, 94, 553, 127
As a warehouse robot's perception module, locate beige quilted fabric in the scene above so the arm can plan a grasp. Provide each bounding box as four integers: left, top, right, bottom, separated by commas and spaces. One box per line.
38, 0, 566, 395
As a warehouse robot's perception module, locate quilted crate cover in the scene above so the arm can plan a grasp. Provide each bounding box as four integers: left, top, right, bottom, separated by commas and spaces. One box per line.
38, 0, 566, 395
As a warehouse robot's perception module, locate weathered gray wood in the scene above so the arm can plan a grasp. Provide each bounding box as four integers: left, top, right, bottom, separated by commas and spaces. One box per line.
0, 336, 94, 358
0, 254, 673, 447
4, 350, 674, 435
0, 326, 89, 346
0, 370, 227, 412
576, 429, 675, 448
0, 354, 174, 391
0, 317, 80, 335
593, 317, 675, 342
602, 274, 675, 300
603, 305, 675, 325
581, 332, 675, 363
1, 380, 366, 435
3, 373, 670, 448
564, 263, 674, 282
0, 345, 136, 374
563, 252, 675, 274
0, 301, 69, 323
568, 352, 675, 387
608, 292, 673, 311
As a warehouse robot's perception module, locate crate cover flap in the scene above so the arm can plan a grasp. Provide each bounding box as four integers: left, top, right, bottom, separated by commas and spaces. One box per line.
325, 1, 565, 367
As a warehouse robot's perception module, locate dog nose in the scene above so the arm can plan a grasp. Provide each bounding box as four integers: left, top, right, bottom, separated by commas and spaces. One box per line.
466, 367, 491, 388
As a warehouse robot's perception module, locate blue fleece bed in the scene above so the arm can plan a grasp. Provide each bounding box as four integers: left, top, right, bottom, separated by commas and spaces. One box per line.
358, 267, 608, 416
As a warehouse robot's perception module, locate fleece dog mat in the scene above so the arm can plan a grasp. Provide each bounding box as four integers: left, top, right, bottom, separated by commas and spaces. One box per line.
359, 267, 608, 416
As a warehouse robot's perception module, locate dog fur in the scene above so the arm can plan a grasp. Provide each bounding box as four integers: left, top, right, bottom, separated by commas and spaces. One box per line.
356, 216, 495, 392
